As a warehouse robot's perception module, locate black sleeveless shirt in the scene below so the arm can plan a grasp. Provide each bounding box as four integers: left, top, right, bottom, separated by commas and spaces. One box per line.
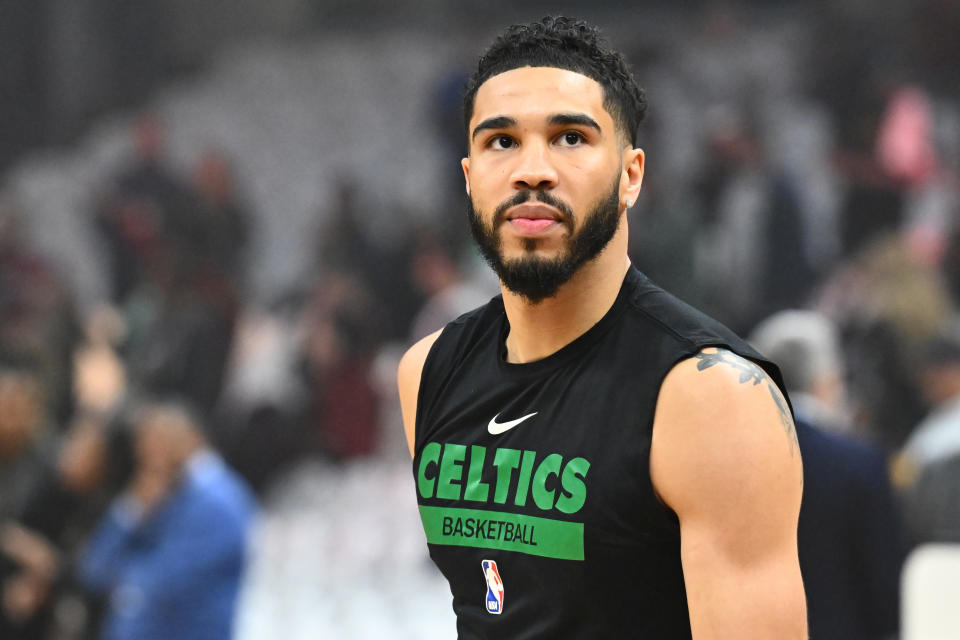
413, 267, 787, 639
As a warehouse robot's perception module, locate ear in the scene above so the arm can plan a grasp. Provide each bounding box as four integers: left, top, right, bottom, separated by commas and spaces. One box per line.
620, 148, 644, 209
461, 157, 471, 196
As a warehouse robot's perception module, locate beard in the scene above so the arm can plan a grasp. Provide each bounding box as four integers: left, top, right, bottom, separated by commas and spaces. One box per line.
467, 176, 622, 304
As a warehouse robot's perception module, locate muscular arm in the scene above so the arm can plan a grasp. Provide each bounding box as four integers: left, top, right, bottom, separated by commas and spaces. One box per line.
397, 330, 442, 457
651, 348, 806, 639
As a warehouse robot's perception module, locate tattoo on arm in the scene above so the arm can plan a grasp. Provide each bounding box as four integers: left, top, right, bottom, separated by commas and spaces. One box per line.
694, 349, 799, 457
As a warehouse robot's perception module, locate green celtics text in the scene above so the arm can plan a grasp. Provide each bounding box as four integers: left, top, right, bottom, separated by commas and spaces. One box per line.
417, 442, 590, 514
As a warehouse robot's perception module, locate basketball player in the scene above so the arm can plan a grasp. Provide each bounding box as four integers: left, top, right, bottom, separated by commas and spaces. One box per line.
398, 17, 806, 638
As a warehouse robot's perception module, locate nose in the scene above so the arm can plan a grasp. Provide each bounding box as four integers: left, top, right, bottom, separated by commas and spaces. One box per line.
510, 140, 558, 191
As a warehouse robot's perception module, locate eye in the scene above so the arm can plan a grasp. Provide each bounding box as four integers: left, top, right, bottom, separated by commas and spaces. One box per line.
556, 131, 586, 147
488, 135, 516, 150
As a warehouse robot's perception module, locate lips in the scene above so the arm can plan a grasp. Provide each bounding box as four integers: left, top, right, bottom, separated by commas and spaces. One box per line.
506, 203, 561, 221
505, 203, 562, 234
510, 218, 557, 232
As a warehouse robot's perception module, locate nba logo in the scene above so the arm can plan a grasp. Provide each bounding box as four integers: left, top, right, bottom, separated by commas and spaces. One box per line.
481, 559, 504, 614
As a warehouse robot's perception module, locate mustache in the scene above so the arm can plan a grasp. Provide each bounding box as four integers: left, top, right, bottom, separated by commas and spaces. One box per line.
492, 190, 576, 231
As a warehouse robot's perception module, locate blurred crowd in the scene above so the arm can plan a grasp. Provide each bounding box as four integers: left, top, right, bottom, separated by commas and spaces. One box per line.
2, 2, 960, 639
0, 90, 495, 640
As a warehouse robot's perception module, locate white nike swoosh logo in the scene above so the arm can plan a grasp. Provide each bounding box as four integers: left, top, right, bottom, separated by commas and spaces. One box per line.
487, 412, 538, 435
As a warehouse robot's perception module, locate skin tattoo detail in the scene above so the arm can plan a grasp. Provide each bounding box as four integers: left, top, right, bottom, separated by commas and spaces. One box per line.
694, 349, 799, 457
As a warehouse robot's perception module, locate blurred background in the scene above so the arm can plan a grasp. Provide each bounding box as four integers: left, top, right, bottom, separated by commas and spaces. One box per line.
1, 0, 960, 638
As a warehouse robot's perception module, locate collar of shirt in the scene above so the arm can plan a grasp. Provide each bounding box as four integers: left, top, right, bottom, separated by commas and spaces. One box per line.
185, 448, 223, 484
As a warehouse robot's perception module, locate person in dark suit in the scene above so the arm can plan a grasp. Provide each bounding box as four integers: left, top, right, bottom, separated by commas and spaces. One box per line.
79, 400, 255, 640
751, 310, 904, 640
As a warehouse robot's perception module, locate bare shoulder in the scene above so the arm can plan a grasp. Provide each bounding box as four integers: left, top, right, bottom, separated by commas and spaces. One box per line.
397, 330, 443, 458
650, 346, 802, 522
651, 348, 807, 635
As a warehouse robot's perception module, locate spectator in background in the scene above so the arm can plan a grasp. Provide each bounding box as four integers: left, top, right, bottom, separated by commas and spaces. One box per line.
816, 234, 950, 450
79, 400, 254, 640
751, 310, 904, 640
315, 178, 374, 281
213, 298, 311, 493
0, 364, 55, 524
176, 150, 251, 292
0, 202, 80, 425
100, 142, 249, 423
691, 106, 812, 334
93, 113, 192, 304
899, 324, 960, 476
408, 230, 491, 341
809, 6, 908, 259
895, 321, 960, 548
122, 253, 238, 421
315, 177, 420, 341
299, 274, 381, 459
751, 311, 850, 434
0, 364, 57, 639
0, 412, 133, 640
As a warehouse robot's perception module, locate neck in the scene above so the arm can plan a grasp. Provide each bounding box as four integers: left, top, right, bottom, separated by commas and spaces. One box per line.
500, 222, 630, 363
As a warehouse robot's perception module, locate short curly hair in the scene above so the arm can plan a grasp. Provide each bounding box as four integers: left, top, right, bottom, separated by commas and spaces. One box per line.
463, 16, 647, 148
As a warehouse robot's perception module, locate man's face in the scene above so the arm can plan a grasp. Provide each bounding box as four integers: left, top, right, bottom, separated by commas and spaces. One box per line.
135, 411, 190, 475
462, 66, 642, 303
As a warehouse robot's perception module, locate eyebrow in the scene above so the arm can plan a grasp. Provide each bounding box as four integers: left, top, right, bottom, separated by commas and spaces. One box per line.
471, 116, 517, 141
548, 113, 602, 133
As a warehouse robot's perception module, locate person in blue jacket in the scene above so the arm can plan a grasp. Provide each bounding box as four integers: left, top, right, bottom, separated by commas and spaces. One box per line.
80, 400, 255, 640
